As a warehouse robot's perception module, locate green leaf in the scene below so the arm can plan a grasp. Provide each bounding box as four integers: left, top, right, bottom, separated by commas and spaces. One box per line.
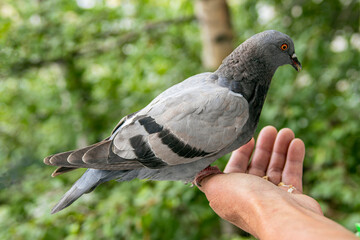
356, 223, 360, 232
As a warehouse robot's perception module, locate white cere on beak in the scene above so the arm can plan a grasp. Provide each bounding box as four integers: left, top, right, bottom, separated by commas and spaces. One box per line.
292, 53, 297, 58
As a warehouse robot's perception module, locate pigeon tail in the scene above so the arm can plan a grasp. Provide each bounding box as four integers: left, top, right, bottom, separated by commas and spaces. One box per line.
51, 169, 127, 214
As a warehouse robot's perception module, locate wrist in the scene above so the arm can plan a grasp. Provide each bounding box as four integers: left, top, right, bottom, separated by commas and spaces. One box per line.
212, 178, 290, 238
251, 191, 301, 239
244, 187, 293, 239
248, 190, 357, 240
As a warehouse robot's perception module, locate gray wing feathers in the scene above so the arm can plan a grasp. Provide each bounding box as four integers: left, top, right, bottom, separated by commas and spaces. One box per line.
146, 72, 212, 105
109, 77, 249, 166
45, 72, 248, 174
68, 143, 104, 164
83, 141, 111, 163
144, 83, 248, 165
46, 151, 73, 166
44, 140, 143, 174
52, 166, 77, 177
112, 121, 148, 158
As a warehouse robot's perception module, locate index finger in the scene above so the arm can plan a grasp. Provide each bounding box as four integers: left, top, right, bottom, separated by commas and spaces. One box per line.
224, 138, 255, 173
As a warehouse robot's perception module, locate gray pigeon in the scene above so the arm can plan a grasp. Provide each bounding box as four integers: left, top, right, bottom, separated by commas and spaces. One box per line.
44, 30, 301, 214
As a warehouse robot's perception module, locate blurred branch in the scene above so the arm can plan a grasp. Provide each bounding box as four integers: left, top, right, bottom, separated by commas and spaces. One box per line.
8, 16, 196, 75
9, 56, 70, 75
98, 15, 196, 39
79, 16, 196, 56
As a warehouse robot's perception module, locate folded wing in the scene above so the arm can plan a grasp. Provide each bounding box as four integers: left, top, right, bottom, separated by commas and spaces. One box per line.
44, 74, 249, 175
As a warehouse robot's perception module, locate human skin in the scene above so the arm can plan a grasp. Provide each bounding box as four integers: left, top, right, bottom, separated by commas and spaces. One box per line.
198, 126, 357, 240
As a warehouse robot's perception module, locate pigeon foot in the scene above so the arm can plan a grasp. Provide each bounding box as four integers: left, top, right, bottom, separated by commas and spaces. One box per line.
194, 165, 223, 187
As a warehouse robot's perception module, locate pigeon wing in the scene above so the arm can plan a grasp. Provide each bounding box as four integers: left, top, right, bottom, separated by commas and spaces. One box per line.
112, 78, 249, 167
45, 73, 249, 172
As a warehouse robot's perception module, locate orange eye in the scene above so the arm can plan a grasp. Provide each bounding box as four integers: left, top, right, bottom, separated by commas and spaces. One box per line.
281, 43, 288, 51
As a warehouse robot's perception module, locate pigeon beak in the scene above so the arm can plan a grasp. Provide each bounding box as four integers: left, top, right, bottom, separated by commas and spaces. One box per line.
290, 53, 302, 72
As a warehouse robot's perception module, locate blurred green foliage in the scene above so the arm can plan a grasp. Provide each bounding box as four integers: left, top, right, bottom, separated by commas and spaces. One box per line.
356, 223, 360, 236
0, 0, 359, 239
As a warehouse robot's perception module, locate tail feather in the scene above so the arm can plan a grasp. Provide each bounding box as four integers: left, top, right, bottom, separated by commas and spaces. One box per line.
48, 151, 74, 166
51, 184, 85, 214
51, 169, 127, 214
51, 166, 77, 177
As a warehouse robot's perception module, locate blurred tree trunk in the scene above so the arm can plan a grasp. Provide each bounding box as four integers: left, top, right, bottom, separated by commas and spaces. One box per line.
195, 0, 234, 70
195, 0, 242, 237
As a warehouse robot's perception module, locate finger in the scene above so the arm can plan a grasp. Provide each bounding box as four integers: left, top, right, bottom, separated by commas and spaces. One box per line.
266, 128, 295, 185
248, 126, 277, 177
282, 138, 305, 192
224, 138, 255, 173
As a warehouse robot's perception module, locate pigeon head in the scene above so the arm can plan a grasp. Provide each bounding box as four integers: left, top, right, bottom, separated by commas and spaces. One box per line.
216, 30, 302, 83
251, 30, 302, 72
214, 30, 301, 120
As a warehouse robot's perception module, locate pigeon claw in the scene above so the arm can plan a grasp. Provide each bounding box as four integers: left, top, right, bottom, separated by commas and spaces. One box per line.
193, 165, 223, 187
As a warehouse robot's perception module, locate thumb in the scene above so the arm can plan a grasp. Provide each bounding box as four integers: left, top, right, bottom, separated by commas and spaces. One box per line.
194, 166, 224, 191
197, 173, 227, 202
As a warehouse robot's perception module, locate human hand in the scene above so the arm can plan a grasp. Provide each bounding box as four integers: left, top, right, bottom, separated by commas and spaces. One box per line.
198, 126, 323, 238
226, 126, 323, 215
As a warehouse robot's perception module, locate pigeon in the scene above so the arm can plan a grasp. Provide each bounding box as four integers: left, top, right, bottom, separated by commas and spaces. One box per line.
44, 30, 302, 214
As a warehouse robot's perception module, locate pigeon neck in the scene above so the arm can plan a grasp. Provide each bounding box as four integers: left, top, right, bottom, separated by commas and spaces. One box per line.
214, 52, 275, 104
213, 49, 276, 130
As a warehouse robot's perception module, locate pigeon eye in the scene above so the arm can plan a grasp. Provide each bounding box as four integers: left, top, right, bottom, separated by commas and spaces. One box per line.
281, 43, 288, 51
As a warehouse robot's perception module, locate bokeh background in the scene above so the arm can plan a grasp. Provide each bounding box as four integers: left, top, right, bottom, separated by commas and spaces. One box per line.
0, 0, 359, 239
